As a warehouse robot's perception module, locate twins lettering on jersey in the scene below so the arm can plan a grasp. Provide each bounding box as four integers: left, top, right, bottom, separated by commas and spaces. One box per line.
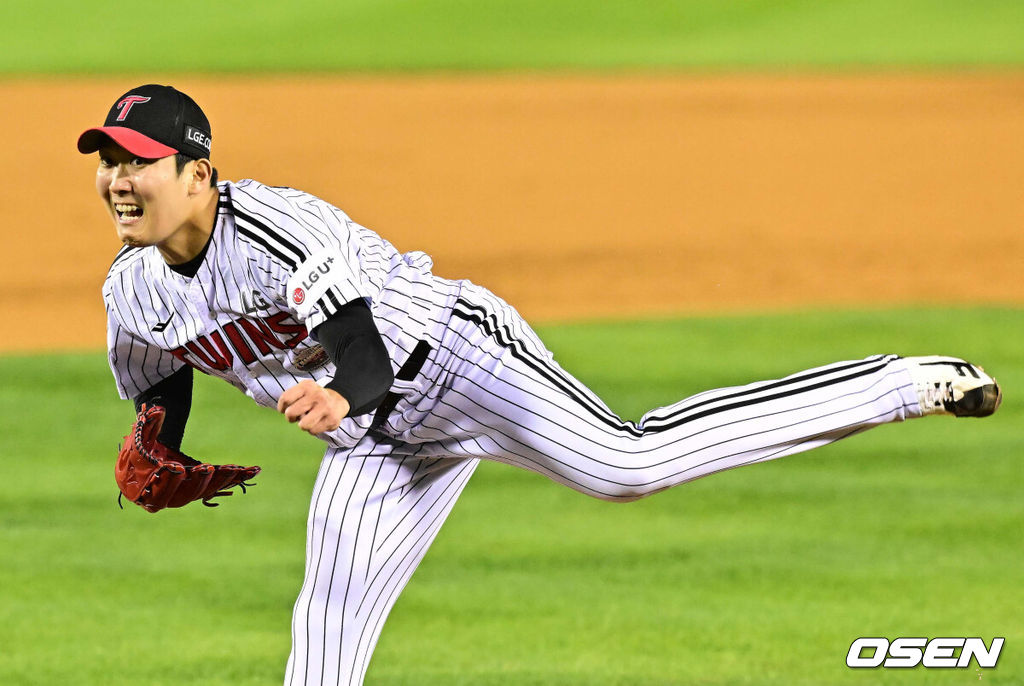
105, 181, 389, 402
169, 311, 308, 371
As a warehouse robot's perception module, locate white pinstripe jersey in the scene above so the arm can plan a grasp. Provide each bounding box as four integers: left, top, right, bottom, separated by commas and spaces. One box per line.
103, 179, 459, 447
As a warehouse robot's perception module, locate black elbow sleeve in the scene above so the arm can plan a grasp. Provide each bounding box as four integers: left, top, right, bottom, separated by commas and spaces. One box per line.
325, 334, 394, 416
313, 300, 394, 417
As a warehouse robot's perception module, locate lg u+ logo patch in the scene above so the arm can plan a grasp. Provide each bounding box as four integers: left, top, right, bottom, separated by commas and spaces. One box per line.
847, 637, 1004, 669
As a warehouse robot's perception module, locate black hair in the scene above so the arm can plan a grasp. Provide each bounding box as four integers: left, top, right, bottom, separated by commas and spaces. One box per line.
174, 153, 218, 187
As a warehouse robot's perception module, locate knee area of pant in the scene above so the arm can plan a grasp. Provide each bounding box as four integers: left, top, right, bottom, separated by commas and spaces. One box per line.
592, 482, 657, 503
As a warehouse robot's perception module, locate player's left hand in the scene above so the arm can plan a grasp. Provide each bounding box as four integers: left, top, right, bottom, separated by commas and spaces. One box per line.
278, 380, 351, 435
117, 404, 261, 513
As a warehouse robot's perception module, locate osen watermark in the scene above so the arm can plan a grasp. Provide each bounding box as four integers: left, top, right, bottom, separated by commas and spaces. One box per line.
847, 637, 1004, 669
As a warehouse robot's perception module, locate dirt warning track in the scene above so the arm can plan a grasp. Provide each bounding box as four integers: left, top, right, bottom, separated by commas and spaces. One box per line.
1, 73, 1022, 352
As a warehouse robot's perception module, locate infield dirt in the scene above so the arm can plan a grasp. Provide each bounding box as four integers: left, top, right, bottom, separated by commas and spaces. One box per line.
2, 74, 1022, 352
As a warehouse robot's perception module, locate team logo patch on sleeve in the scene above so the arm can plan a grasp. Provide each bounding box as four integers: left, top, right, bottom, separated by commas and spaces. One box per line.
292, 287, 306, 305
294, 344, 329, 371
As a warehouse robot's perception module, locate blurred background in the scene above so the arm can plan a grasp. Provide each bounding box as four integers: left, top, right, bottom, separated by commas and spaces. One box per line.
2, 1, 1023, 350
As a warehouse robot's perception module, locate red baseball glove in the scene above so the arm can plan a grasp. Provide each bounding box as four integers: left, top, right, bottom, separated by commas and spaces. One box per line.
116, 404, 261, 513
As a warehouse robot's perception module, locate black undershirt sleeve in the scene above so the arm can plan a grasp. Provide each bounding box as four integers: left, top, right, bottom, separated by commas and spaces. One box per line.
313, 299, 394, 417
133, 365, 194, 451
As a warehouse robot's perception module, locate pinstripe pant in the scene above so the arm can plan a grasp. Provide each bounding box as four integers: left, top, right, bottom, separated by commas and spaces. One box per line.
285, 281, 923, 685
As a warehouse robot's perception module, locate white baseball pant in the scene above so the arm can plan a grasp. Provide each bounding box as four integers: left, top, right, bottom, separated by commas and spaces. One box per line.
284, 281, 922, 685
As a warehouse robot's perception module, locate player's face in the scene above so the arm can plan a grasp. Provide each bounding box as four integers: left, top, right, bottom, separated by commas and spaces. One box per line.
94, 143, 193, 249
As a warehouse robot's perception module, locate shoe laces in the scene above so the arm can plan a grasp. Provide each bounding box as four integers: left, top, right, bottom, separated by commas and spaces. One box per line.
921, 380, 954, 410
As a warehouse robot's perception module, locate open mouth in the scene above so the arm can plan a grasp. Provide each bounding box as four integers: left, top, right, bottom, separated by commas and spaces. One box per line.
114, 203, 143, 222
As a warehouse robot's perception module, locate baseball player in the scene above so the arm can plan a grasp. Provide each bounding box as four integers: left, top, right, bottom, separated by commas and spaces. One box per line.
80, 84, 1002, 686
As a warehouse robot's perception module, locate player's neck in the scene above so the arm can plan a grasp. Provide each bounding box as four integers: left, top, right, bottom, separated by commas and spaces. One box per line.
157, 187, 220, 266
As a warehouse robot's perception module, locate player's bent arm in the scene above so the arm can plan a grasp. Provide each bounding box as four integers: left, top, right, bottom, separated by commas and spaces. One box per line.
133, 365, 194, 451
315, 301, 394, 416
278, 299, 394, 435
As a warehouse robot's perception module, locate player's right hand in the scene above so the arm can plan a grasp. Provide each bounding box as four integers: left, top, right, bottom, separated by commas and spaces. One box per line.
277, 380, 351, 435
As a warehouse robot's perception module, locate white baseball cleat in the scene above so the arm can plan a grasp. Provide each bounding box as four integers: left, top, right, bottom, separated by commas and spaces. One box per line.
904, 356, 1002, 418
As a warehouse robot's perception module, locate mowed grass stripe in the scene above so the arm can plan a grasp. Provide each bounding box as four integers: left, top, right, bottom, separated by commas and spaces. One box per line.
0, 306, 1020, 685
2, 0, 1024, 73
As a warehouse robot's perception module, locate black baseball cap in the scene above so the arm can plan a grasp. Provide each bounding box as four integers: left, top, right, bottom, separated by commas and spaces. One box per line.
77, 84, 212, 159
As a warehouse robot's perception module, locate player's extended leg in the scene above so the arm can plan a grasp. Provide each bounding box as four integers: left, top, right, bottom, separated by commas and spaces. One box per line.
406, 283, 997, 501
284, 436, 478, 686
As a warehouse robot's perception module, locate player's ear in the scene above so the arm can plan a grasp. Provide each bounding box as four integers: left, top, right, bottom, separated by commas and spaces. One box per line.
188, 158, 214, 193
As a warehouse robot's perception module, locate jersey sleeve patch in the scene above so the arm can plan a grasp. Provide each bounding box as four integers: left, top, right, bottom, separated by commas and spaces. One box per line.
286, 247, 368, 324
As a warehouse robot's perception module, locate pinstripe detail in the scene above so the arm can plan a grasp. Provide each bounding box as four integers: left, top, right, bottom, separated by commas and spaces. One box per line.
452, 298, 627, 429
107, 244, 139, 273
234, 212, 301, 270
229, 191, 308, 264
285, 439, 477, 686
418, 375, 912, 498
452, 296, 897, 438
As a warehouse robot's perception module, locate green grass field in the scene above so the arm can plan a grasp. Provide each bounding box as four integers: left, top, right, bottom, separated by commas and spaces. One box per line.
1, 307, 1020, 685
5, 1, 1021, 683
3, 0, 1024, 72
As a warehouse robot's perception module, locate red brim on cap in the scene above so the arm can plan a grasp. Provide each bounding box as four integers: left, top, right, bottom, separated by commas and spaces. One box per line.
77, 126, 178, 158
